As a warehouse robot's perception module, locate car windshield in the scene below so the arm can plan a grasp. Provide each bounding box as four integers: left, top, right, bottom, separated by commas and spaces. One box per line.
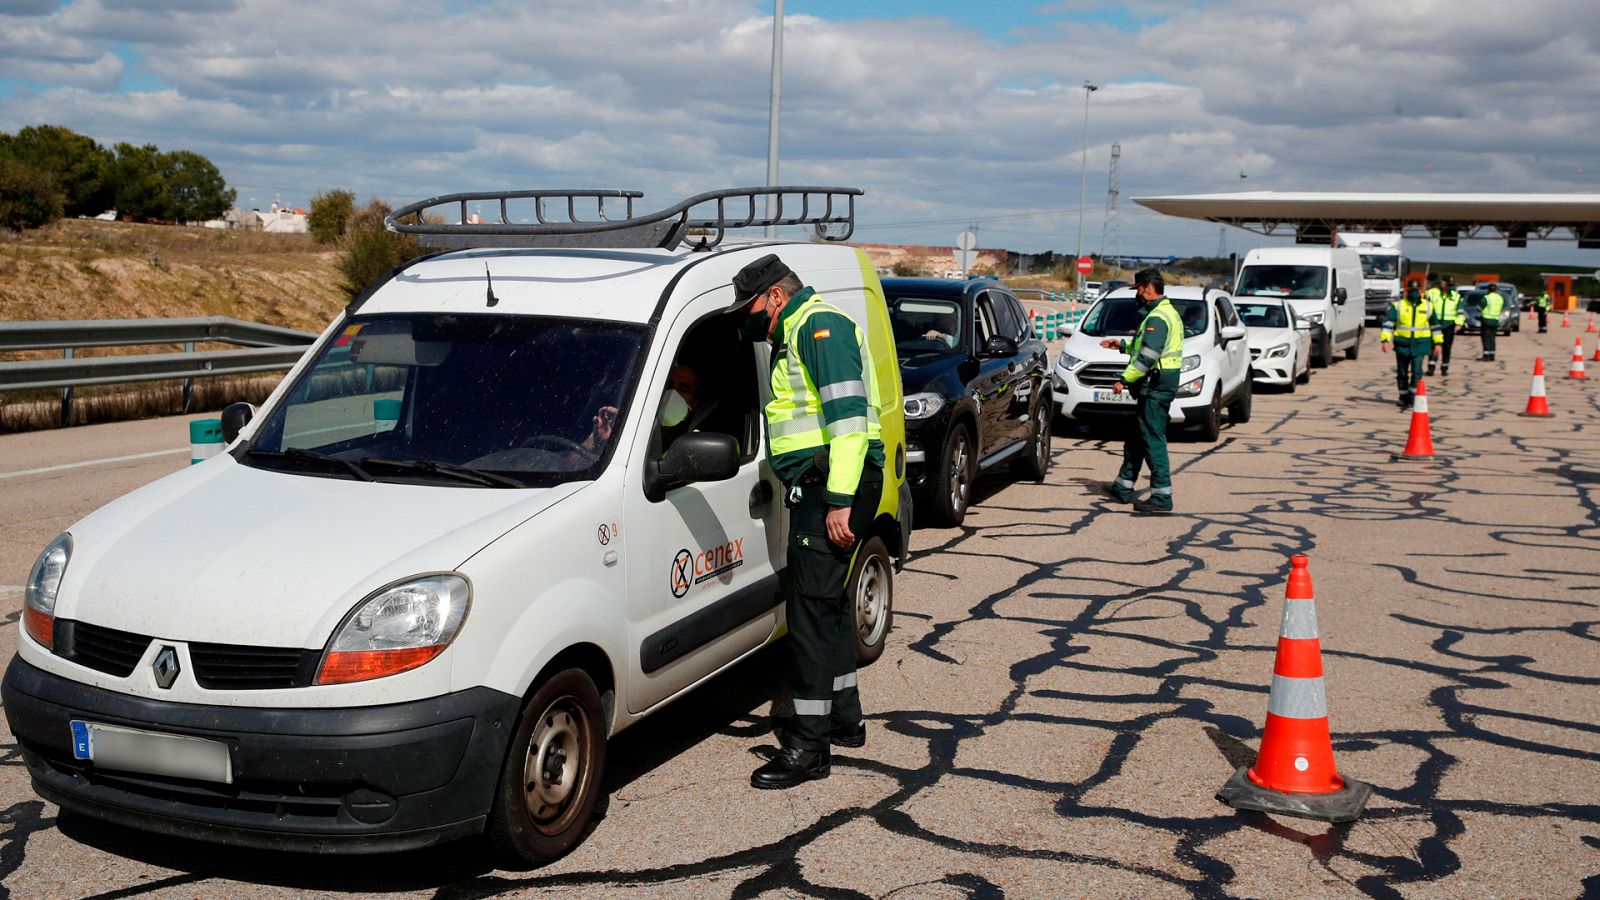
1359, 254, 1399, 279
1078, 296, 1207, 338
888, 296, 963, 354
1238, 302, 1289, 328
243, 313, 648, 487
1236, 265, 1329, 300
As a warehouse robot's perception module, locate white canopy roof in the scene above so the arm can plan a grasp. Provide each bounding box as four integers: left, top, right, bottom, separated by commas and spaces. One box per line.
1133, 191, 1600, 247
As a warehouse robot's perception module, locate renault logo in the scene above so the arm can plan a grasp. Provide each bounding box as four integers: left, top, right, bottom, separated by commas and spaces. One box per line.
152, 646, 180, 689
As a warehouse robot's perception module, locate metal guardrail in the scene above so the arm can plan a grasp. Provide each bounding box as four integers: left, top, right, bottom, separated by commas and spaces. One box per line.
0, 317, 316, 425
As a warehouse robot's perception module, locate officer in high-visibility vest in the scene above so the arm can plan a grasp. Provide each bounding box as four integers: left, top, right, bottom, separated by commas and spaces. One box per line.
1101, 268, 1182, 514
1479, 284, 1505, 362
1381, 285, 1442, 408
730, 254, 886, 790
1533, 289, 1552, 333
1425, 274, 1464, 378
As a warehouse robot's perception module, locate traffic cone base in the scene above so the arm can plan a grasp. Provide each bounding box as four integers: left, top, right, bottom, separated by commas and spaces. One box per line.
1217, 555, 1371, 823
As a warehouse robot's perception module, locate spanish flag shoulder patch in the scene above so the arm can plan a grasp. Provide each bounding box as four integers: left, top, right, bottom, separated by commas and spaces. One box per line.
812, 328, 831, 340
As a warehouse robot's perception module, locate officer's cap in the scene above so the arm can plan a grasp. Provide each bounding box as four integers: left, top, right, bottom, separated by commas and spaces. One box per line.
1133, 268, 1164, 289
727, 254, 794, 312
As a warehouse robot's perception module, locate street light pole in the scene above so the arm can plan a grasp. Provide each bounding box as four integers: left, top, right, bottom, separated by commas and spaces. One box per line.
764, 0, 784, 238
1075, 79, 1098, 295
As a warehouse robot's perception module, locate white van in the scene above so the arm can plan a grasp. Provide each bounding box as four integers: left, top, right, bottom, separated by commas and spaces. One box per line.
1234, 247, 1365, 367
1052, 285, 1253, 442
5, 188, 910, 866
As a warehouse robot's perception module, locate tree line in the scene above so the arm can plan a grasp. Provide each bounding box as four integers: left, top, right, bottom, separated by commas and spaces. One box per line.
0, 124, 235, 231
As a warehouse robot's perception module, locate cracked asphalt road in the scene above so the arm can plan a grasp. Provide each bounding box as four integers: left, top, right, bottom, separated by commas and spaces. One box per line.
0, 324, 1596, 898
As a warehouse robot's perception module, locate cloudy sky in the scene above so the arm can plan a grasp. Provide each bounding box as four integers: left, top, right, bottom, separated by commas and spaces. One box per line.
2, 0, 1597, 263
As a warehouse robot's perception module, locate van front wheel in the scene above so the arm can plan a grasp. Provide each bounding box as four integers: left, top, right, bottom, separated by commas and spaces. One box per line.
852, 536, 894, 667
487, 668, 607, 869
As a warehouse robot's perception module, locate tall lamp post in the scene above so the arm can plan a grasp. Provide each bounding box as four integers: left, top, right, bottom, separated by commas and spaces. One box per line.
1075, 79, 1098, 296
764, 0, 784, 238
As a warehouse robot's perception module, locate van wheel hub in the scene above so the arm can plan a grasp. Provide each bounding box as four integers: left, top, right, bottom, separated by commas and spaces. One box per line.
525, 704, 583, 821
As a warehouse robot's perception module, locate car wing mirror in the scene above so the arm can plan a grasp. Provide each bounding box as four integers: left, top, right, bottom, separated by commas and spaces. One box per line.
646, 432, 740, 502
982, 335, 1020, 358
221, 402, 256, 443
1219, 324, 1247, 343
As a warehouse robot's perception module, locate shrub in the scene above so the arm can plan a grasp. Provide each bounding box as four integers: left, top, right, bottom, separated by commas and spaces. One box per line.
0, 158, 65, 231
336, 199, 426, 299
308, 189, 355, 244
891, 260, 926, 277
0, 125, 113, 218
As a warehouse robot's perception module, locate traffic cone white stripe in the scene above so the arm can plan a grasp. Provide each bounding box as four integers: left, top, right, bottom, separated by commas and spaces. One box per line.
1412, 393, 1428, 413
1267, 674, 1330, 719
1280, 599, 1320, 639
1531, 375, 1545, 394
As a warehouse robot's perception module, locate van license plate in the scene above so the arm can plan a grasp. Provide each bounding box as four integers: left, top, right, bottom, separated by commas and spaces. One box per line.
1092, 389, 1135, 405
70, 720, 233, 784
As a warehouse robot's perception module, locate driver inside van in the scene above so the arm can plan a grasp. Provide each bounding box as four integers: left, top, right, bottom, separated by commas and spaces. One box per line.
579, 363, 701, 456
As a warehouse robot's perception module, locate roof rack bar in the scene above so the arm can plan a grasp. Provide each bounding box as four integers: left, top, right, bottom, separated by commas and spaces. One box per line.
386, 186, 862, 250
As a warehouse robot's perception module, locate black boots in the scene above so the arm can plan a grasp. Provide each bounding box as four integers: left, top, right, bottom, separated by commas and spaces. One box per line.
751, 745, 830, 789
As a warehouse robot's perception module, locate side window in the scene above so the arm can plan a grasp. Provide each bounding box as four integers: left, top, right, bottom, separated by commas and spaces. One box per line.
1213, 300, 1227, 335
1001, 293, 1029, 341
1218, 295, 1241, 327
648, 310, 762, 474
973, 296, 997, 347
986, 291, 1020, 342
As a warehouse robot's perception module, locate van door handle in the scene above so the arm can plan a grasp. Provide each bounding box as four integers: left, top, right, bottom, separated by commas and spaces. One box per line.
750, 480, 774, 511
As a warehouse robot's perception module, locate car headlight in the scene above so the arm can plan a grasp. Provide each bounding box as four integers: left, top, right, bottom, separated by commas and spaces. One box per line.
1057, 352, 1086, 372
1265, 343, 1292, 359
1180, 354, 1202, 373
903, 392, 946, 420
1300, 311, 1325, 325
317, 574, 471, 684
24, 533, 71, 650
1178, 375, 1205, 398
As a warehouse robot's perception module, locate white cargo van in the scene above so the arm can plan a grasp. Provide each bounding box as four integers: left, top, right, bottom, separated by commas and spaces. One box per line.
1234, 247, 1365, 367
5, 188, 910, 866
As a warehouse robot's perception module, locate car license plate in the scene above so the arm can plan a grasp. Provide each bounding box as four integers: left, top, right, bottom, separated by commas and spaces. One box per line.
1092, 389, 1135, 405
70, 720, 233, 784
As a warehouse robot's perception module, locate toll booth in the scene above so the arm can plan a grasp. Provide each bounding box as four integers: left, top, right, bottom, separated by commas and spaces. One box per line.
1546, 275, 1574, 310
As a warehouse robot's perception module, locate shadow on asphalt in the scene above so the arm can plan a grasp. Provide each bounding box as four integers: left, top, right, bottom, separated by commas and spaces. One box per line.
58, 646, 791, 891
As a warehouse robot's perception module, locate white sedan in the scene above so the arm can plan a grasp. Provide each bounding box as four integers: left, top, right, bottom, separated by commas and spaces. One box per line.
1238, 297, 1312, 391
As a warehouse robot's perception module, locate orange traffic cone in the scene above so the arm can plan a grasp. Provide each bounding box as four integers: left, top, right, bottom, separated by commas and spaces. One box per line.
1588, 314, 1597, 333
1590, 338, 1600, 363
1569, 338, 1588, 380
1519, 358, 1553, 417
1394, 380, 1435, 459
1561, 310, 1571, 328
1217, 555, 1371, 823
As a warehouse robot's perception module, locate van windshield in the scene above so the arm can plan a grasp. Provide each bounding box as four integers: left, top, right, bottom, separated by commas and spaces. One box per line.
242, 314, 648, 487
1236, 265, 1329, 300
1078, 296, 1208, 338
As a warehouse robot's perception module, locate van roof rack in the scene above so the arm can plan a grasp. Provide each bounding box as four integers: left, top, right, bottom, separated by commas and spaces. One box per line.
385, 186, 862, 251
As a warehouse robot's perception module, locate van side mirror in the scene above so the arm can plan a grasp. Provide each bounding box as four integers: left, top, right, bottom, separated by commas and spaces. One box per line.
221, 402, 255, 443
981, 335, 1019, 358
645, 432, 740, 501
1334, 287, 1348, 305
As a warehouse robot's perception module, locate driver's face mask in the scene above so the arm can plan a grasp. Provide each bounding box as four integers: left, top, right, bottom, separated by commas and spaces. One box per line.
659, 388, 691, 428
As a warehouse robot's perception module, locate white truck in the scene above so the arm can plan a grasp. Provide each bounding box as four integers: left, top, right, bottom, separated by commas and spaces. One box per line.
1334, 232, 1404, 325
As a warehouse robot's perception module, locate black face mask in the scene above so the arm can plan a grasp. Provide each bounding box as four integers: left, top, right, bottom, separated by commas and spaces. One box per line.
739, 305, 773, 342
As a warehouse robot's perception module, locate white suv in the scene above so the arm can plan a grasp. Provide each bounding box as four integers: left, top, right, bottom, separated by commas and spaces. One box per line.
4, 188, 910, 867
1052, 285, 1253, 441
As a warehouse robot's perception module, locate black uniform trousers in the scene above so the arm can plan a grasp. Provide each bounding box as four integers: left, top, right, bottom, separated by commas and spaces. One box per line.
782, 463, 883, 751
1480, 322, 1497, 360
1428, 325, 1456, 376
1394, 344, 1427, 404
1537, 308, 1548, 332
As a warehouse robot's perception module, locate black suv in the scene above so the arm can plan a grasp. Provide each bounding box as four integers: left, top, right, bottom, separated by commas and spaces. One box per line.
884, 277, 1052, 526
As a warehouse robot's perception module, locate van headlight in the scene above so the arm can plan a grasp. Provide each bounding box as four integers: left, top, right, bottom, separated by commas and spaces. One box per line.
24, 533, 71, 650
1178, 375, 1206, 398
1300, 311, 1326, 325
1180, 354, 1202, 373
903, 392, 946, 420
317, 574, 471, 684
1265, 343, 1291, 359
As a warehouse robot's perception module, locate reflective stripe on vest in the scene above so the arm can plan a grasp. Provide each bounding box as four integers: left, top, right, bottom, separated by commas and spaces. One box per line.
1385, 300, 1434, 339
767, 298, 883, 458
1130, 298, 1184, 370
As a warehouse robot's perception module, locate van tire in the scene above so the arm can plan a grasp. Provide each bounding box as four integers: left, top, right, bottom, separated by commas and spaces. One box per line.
1345, 328, 1362, 360
487, 667, 608, 869
926, 423, 975, 527
1011, 393, 1051, 482
852, 536, 894, 667
1313, 328, 1334, 368
1227, 379, 1252, 424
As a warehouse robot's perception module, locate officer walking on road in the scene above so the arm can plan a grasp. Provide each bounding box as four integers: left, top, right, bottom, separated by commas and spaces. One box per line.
1426, 274, 1464, 378
1102, 268, 1182, 514
730, 254, 886, 790
1479, 284, 1505, 362
1381, 284, 1442, 408
1533, 289, 1551, 333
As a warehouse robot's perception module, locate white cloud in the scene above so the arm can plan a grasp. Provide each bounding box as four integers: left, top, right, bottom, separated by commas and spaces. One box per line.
1, 0, 1596, 260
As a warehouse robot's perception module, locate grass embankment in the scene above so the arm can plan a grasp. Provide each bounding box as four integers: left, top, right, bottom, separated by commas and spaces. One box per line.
0, 219, 344, 431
